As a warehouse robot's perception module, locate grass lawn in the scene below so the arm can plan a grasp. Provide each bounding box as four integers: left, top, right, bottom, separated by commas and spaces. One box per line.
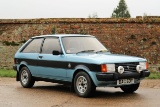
0, 69, 16, 78
0, 69, 160, 79
147, 72, 160, 79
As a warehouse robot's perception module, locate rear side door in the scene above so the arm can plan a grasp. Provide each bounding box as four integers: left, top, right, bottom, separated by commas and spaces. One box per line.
37, 37, 67, 80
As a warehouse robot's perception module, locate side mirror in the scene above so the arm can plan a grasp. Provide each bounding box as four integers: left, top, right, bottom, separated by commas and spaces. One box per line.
52, 50, 61, 55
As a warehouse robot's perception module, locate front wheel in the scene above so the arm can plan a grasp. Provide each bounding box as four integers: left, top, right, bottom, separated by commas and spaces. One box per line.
20, 67, 35, 88
74, 72, 96, 98
120, 83, 140, 93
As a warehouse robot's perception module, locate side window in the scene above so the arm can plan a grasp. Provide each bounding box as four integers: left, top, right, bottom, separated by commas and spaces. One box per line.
42, 38, 61, 54
22, 38, 43, 53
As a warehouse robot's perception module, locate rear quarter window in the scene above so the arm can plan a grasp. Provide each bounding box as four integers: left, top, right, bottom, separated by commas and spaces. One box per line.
21, 38, 43, 53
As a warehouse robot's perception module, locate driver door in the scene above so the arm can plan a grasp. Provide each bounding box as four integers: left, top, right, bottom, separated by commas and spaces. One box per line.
37, 37, 67, 80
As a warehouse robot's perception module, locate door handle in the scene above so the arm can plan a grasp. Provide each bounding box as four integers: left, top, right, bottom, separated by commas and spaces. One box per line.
39, 56, 43, 59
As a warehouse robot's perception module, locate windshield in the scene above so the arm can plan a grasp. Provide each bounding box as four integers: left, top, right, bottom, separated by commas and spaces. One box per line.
62, 36, 108, 54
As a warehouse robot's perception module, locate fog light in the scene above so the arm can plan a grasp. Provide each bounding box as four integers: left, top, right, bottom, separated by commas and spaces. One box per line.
118, 66, 124, 74
136, 65, 142, 73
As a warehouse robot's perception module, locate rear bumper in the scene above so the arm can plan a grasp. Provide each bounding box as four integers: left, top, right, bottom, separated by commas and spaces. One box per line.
96, 70, 150, 81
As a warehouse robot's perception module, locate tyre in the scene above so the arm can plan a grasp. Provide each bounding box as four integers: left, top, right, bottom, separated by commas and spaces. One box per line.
74, 72, 96, 98
19, 67, 35, 88
120, 83, 140, 93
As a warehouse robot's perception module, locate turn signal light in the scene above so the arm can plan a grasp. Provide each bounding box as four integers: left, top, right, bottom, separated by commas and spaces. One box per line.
146, 62, 149, 69
101, 64, 107, 72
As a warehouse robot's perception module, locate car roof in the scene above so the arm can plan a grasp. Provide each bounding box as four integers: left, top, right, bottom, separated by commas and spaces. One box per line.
31, 34, 94, 39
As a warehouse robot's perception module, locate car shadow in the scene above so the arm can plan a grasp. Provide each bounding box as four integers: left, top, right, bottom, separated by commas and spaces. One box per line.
32, 83, 72, 93
31, 83, 141, 99
94, 89, 139, 98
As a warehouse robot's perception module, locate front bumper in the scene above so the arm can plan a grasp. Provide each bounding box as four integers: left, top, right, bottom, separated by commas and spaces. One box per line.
96, 70, 150, 81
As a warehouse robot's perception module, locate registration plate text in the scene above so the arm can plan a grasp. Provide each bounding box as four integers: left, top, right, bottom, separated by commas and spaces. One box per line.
117, 78, 134, 85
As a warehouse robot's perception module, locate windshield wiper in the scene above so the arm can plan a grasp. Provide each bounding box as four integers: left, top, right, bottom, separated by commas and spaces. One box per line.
76, 50, 95, 54
96, 50, 108, 53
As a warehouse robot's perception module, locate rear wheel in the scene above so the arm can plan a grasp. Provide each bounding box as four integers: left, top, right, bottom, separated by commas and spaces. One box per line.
74, 72, 96, 98
20, 67, 35, 88
120, 83, 140, 93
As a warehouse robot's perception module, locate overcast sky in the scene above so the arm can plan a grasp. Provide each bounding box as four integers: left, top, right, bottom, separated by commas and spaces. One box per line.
0, 0, 160, 19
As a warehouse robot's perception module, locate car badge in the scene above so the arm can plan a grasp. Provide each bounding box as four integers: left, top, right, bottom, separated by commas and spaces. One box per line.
127, 66, 130, 69
68, 63, 71, 68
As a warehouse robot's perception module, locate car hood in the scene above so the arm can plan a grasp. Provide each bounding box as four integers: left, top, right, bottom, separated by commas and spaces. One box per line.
67, 53, 146, 64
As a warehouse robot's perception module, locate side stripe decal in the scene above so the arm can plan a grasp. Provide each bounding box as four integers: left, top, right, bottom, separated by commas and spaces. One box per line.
15, 58, 101, 72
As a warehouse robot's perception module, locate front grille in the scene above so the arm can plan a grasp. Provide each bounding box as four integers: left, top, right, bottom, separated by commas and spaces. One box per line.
115, 62, 139, 72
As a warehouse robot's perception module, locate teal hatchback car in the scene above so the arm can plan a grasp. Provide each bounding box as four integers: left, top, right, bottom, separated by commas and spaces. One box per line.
13, 34, 150, 97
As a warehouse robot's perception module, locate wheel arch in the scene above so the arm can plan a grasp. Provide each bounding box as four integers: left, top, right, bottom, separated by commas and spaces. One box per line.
17, 61, 31, 81
72, 65, 96, 86
18, 61, 28, 72
19, 64, 27, 71
16, 64, 28, 81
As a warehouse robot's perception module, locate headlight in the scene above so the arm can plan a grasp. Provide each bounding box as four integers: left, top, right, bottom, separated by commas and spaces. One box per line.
107, 64, 115, 73
136, 62, 148, 73
101, 64, 115, 73
139, 62, 148, 70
